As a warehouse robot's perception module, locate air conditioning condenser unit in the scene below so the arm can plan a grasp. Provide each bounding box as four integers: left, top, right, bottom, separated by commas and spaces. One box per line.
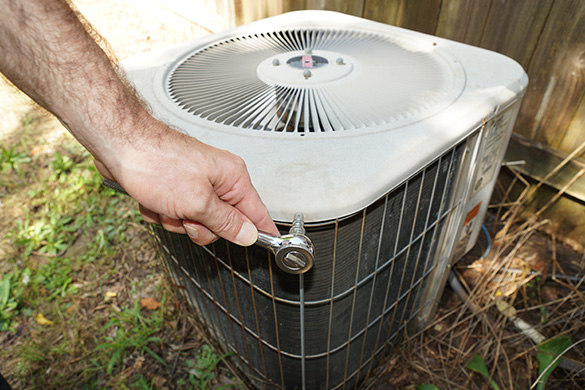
122, 10, 528, 389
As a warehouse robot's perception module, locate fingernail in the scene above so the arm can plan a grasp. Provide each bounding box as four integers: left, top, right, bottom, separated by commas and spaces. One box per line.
184, 224, 199, 240
234, 222, 257, 246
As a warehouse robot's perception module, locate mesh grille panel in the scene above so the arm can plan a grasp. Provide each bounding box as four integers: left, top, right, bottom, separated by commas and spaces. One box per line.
153, 141, 467, 389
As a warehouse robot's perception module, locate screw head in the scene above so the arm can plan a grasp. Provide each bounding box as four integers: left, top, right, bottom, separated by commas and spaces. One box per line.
282, 251, 307, 269
272, 58, 280, 66
274, 236, 314, 274
303, 70, 312, 79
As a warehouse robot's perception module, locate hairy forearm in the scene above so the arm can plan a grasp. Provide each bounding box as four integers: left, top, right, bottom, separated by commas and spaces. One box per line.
0, 0, 279, 244
0, 0, 151, 162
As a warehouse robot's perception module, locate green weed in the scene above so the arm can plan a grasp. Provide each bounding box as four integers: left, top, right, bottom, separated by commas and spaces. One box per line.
465, 355, 500, 390
0, 274, 21, 331
536, 335, 572, 390
33, 258, 78, 300
180, 345, 235, 389
50, 151, 76, 182
14, 212, 75, 257
130, 375, 154, 390
0, 145, 31, 172
417, 385, 440, 390
95, 298, 167, 376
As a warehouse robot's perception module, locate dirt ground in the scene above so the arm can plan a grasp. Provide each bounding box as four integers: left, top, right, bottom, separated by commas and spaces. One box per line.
1, 1, 584, 389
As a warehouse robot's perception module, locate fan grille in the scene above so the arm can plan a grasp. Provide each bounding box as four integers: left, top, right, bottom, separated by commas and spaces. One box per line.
167, 29, 460, 133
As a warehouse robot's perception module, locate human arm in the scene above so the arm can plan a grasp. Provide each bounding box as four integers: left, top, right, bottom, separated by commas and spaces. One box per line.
0, 0, 279, 245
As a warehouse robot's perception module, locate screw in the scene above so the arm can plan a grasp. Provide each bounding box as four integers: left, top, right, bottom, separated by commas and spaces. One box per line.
272, 58, 280, 66
283, 251, 307, 269
336, 57, 345, 65
290, 212, 306, 235
303, 70, 312, 79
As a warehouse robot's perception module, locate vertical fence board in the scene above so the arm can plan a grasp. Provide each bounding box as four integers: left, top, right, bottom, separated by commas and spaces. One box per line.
282, 0, 363, 14
234, 0, 284, 25
306, 0, 364, 15
434, 0, 492, 45
557, 96, 585, 154
513, 0, 585, 153
284, 0, 306, 12
478, 0, 553, 69
363, 0, 441, 34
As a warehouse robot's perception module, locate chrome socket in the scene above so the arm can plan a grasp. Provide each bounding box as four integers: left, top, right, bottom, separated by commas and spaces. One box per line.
256, 213, 315, 274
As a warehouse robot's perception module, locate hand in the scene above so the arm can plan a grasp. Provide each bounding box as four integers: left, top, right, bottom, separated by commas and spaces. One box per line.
94, 118, 279, 247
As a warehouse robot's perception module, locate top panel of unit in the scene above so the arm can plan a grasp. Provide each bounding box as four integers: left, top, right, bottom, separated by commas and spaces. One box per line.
124, 10, 527, 221
165, 26, 466, 134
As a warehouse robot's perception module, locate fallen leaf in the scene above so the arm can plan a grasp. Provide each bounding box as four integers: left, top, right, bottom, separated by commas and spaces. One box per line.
103, 291, 117, 302
385, 355, 399, 372
65, 304, 77, 314
390, 371, 408, 385
31, 145, 45, 155
496, 300, 517, 318
36, 313, 54, 326
93, 304, 108, 312
132, 356, 145, 370
140, 297, 161, 310
152, 375, 167, 388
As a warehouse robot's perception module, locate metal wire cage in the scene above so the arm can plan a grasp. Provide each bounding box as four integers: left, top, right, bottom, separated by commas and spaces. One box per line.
152, 140, 472, 390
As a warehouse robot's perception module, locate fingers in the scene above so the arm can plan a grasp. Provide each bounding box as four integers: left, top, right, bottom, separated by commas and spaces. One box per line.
183, 220, 219, 246
139, 205, 221, 246
201, 194, 259, 246
211, 155, 279, 237
141, 199, 265, 247
139, 205, 184, 234
234, 191, 280, 237
139, 204, 160, 224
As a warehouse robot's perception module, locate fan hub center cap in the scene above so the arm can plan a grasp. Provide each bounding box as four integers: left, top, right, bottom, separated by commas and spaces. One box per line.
286, 54, 328, 69
257, 50, 355, 87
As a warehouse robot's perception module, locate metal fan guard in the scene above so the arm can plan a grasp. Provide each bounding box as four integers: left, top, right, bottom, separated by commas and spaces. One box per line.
166, 28, 463, 133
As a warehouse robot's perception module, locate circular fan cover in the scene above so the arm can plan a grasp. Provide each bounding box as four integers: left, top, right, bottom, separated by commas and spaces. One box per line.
167, 29, 462, 133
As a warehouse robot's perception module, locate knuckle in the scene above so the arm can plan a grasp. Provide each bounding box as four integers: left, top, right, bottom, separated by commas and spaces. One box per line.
233, 155, 247, 170
190, 234, 219, 246
214, 209, 240, 236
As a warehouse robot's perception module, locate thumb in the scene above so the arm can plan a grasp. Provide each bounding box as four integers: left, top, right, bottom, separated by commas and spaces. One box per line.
202, 196, 259, 246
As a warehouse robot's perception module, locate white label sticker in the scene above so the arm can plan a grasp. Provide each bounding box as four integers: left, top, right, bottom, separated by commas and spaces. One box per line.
472, 110, 513, 196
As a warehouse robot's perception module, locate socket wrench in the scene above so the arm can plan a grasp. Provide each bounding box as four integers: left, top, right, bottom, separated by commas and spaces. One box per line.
255, 213, 315, 274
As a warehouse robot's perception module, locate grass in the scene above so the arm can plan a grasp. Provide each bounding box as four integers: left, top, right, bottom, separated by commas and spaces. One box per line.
0, 109, 237, 389
95, 298, 167, 376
